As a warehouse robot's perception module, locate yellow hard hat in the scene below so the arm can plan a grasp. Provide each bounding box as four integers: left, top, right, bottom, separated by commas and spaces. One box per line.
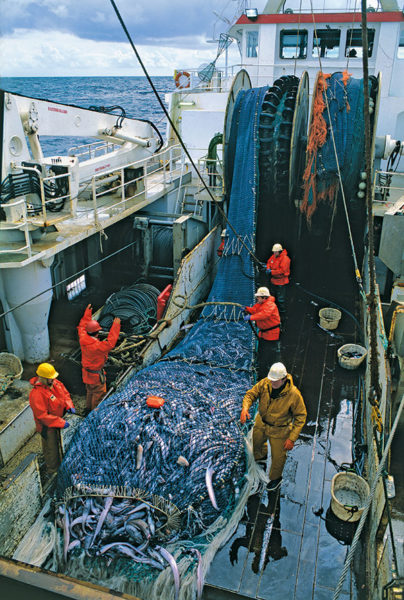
36, 363, 58, 379
272, 243, 283, 252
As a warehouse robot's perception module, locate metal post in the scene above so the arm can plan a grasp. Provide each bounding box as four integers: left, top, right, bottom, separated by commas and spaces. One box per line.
91, 176, 99, 228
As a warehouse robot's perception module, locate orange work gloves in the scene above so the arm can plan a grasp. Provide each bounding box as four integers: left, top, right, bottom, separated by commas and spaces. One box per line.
240, 408, 251, 424
283, 439, 294, 451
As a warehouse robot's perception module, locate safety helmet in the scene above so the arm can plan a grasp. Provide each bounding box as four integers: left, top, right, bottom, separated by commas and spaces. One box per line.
267, 362, 287, 381
86, 320, 102, 334
36, 363, 58, 379
272, 243, 283, 252
255, 286, 270, 297
221, 229, 227, 237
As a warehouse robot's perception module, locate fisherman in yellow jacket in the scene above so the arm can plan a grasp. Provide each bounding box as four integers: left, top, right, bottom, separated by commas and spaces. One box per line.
240, 362, 307, 491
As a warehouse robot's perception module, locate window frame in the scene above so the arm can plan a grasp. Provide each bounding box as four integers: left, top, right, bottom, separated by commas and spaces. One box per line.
397, 28, 404, 59
345, 28, 376, 58
280, 29, 309, 60
246, 30, 259, 59
312, 28, 341, 59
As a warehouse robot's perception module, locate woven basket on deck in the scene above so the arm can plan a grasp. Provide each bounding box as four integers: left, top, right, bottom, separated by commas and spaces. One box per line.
0, 352, 23, 382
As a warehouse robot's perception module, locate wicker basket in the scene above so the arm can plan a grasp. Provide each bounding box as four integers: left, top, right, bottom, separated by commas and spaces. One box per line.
319, 307, 342, 330
0, 352, 23, 394
331, 472, 370, 522
337, 343, 367, 370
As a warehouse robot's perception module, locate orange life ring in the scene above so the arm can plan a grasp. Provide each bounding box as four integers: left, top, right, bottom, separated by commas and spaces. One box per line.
174, 71, 191, 89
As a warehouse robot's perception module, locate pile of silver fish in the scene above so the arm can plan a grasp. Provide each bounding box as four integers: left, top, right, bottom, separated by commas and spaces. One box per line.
56, 320, 253, 593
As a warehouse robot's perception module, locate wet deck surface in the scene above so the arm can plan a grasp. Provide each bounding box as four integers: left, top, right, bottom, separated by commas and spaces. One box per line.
204, 228, 364, 599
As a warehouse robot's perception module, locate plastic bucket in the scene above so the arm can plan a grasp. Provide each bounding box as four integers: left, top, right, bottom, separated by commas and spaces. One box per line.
330, 472, 370, 522
319, 307, 341, 330
337, 343, 367, 370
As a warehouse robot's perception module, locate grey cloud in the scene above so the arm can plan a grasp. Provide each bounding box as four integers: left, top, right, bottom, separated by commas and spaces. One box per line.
0, 0, 232, 48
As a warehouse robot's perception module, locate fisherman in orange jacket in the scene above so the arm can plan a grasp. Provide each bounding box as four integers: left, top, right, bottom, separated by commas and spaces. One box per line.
217, 229, 227, 257
243, 286, 281, 380
29, 363, 75, 474
78, 304, 121, 414
266, 243, 291, 318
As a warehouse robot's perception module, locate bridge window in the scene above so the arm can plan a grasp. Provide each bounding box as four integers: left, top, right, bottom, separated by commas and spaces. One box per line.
246, 31, 258, 58
280, 30, 308, 59
398, 29, 404, 58
345, 28, 375, 58
312, 29, 341, 59
67, 275, 86, 300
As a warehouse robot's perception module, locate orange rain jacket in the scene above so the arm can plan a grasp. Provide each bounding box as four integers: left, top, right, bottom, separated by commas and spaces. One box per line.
77, 307, 121, 385
245, 296, 280, 341
266, 249, 291, 286
29, 377, 74, 433
217, 240, 225, 257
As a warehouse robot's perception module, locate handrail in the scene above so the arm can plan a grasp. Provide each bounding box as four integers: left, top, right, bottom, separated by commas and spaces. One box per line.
0, 144, 190, 259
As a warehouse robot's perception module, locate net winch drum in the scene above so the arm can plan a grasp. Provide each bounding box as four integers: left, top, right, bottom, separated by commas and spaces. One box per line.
330, 472, 370, 522
0, 352, 23, 396
337, 343, 368, 370
318, 307, 341, 330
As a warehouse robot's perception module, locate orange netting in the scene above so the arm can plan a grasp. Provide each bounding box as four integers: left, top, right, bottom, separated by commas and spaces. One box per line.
342, 70, 352, 112
301, 70, 354, 221
301, 72, 331, 220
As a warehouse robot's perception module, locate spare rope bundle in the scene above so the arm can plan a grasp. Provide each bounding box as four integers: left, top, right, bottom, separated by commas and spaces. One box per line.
99, 283, 160, 335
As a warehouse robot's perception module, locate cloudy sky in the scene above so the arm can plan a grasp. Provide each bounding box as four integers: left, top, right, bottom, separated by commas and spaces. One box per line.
0, 0, 268, 77
0, 0, 372, 77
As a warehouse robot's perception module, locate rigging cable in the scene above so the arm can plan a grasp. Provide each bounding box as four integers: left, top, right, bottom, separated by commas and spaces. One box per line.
360, 0, 382, 403
108, 0, 262, 269
310, 1, 365, 299
0, 240, 137, 322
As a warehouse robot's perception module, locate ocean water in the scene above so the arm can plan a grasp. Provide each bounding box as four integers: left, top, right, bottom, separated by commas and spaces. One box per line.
0, 76, 176, 155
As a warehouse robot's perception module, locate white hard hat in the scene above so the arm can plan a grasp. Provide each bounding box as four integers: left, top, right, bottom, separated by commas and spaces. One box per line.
267, 362, 287, 381
255, 286, 270, 297
272, 243, 283, 252
221, 229, 227, 237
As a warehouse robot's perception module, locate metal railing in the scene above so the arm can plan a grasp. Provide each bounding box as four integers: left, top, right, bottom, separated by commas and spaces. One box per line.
68, 139, 121, 160
373, 170, 404, 205
0, 144, 184, 258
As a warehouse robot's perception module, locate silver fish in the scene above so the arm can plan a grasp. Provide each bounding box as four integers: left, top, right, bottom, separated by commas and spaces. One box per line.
136, 444, 143, 469
191, 548, 204, 600
156, 545, 180, 600
91, 495, 114, 545
205, 466, 219, 510
62, 507, 70, 563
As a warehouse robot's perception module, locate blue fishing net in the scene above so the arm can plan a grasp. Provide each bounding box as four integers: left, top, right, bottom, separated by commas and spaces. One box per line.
56, 86, 268, 585
304, 72, 368, 212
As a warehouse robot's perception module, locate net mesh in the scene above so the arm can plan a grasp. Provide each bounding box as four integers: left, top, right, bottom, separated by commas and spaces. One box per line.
55, 86, 268, 598
301, 71, 368, 220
